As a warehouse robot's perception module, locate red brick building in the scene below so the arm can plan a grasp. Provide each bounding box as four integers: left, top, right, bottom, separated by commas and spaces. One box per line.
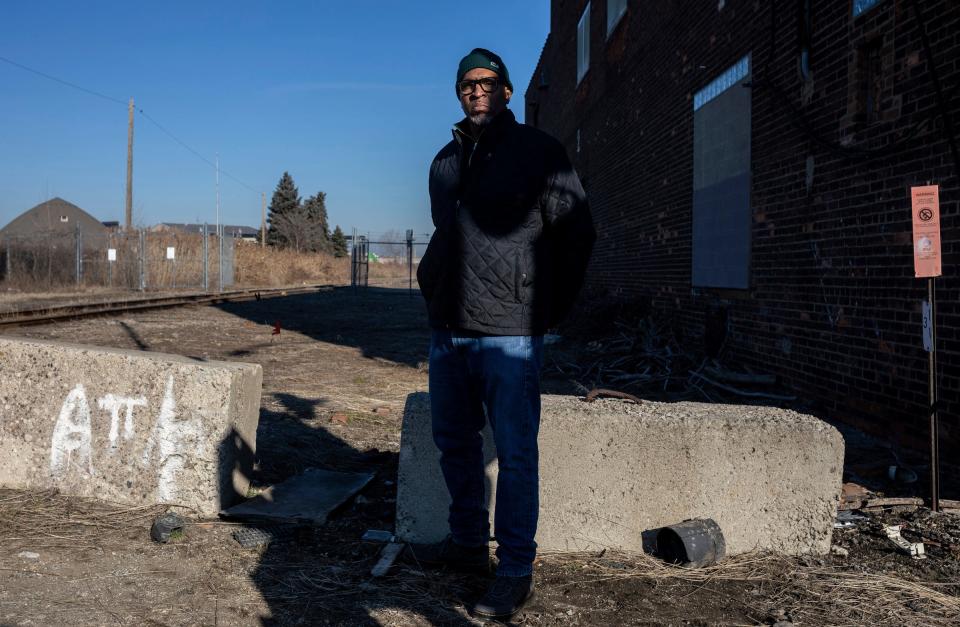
526, 0, 958, 450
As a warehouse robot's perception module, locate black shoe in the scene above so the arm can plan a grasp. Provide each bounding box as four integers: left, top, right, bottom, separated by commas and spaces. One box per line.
405, 535, 490, 574
473, 575, 535, 619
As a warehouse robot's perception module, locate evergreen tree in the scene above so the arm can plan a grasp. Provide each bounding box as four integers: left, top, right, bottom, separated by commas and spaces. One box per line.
331, 225, 348, 258
266, 172, 301, 247
303, 192, 330, 252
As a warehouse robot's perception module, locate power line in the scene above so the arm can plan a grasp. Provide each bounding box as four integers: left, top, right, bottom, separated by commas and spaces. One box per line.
0, 54, 127, 106
0, 54, 263, 195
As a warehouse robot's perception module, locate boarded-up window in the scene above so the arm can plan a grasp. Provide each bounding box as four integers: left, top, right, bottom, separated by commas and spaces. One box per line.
607, 0, 627, 36
853, 0, 883, 18
577, 3, 591, 84
691, 55, 752, 289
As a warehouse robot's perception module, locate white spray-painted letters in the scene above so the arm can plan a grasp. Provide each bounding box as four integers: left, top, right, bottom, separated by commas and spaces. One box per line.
49, 376, 202, 503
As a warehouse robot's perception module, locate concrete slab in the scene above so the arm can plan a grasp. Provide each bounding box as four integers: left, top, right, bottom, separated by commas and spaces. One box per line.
396, 393, 844, 556
221, 468, 373, 524
0, 336, 261, 516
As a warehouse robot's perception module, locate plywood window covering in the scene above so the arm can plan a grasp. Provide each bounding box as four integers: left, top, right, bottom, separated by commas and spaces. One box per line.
607, 0, 627, 36
577, 3, 591, 84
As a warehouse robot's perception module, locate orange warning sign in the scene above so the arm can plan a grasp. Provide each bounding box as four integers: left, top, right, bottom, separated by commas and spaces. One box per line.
911, 185, 941, 278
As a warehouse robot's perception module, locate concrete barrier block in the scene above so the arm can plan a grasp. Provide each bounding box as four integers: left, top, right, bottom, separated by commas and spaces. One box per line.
0, 336, 262, 516
397, 393, 844, 556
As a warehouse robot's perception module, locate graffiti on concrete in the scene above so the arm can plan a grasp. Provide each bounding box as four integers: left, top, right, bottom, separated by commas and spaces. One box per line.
49, 384, 94, 477
140, 376, 203, 501
49, 375, 202, 502
98, 393, 147, 452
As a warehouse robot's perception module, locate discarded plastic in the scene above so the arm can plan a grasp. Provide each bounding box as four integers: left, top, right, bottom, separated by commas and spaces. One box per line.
884, 525, 926, 559
150, 512, 185, 543
371, 542, 405, 577
887, 465, 918, 484
17, 551, 39, 560
362, 529, 395, 542
834, 510, 868, 528
655, 518, 726, 567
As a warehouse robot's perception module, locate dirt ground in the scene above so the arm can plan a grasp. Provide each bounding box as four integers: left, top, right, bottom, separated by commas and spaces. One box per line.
1, 287, 958, 626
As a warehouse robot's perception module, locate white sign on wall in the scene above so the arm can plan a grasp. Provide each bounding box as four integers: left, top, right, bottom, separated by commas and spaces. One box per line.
166, 247, 176, 260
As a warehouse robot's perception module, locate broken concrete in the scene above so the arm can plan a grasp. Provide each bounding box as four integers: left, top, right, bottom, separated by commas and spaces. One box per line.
0, 336, 261, 516
396, 393, 844, 556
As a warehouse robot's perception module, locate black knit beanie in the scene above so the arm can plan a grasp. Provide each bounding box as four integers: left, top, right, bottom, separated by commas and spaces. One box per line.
456, 48, 513, 91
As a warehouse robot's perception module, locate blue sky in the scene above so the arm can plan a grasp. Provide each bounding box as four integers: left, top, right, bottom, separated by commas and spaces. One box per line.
0, 1, 550, 240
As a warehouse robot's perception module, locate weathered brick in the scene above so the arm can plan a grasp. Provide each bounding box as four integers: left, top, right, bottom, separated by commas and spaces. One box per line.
527, 0, 958, 451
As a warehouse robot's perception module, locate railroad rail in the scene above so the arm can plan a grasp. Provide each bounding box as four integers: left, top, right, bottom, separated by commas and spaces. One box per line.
0, 284, 333, 328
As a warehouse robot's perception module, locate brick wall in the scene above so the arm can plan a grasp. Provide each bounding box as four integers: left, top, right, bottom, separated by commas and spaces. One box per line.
526, 0, 959, 450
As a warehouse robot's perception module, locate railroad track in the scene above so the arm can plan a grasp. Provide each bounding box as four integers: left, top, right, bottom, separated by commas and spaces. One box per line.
0, 284, 333, 328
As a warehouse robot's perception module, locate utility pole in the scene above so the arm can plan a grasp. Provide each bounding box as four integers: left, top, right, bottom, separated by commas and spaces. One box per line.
125, 97, 134, 230
261, 192, 266, 248
216, 154, 222, 291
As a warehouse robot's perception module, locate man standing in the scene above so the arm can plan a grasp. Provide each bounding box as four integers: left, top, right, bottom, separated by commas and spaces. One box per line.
415, 48, 595, 619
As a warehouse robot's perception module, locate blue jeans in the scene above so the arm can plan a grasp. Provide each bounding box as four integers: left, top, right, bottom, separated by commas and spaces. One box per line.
429, 330, 544, 577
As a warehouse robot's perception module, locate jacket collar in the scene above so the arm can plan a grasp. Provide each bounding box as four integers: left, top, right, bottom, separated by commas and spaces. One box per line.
452, 108, 516, 145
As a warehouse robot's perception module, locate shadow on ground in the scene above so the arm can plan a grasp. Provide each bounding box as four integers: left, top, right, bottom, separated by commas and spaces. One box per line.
223, 391, 487, 626
214, 286, 430, 368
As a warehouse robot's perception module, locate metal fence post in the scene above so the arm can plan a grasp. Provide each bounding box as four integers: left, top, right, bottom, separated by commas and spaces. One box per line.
3, 237, 10, 283
138, 229, 146, 291
203, 223, 209, 292
218, 225, 223, 292
406, 229, 414, 295
350, 227, 357, 289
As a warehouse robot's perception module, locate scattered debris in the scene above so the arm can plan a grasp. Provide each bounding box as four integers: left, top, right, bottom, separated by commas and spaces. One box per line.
547, 308, 795, 403
16, 551, 39, 560
884, 525, 926, 559
864, 497, 924, 512
362, 529, 394, 542
232, 524, 307, 549
688, 370, 797, 401
839, 481, 873, 510
371, 542, 405, 577
150, 512, 185, 543
887, 465, 918, 484
655, 518, 726, 568
830, 545, 849, 557
221, 467, 373, 525
583, 388, 643, 404
835, 510, 868, 528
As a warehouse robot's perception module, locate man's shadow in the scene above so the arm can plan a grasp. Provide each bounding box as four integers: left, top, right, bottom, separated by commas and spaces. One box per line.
218, 392, 484, 626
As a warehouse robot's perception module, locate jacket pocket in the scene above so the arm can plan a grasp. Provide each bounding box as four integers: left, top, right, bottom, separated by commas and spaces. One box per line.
514, 254, 526, 302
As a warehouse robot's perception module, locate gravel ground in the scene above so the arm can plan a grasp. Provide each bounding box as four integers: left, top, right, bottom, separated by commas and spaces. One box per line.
0, 287, 957, 626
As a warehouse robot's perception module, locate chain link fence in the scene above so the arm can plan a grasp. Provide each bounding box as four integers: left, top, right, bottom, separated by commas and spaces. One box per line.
350, 229, 427, 291
0, 226, 237, 293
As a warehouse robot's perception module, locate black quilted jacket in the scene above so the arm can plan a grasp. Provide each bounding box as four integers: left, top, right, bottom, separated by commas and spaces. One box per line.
417, 109, 595, 335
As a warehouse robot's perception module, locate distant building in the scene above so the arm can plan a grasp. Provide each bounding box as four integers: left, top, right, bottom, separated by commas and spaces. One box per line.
0, 197, 110, 244
153, 223, 260, 242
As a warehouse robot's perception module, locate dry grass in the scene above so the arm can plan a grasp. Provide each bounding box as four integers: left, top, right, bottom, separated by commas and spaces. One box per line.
539, 549, 960, 626
234, 244, 349, 286
2, 230, 420, 296
0, 488, 166, 548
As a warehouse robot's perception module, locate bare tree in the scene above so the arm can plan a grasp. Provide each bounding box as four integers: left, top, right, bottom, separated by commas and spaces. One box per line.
269, 205, 330, 253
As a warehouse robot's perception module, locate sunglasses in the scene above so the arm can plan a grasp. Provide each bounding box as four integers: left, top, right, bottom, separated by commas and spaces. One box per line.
457, 77, 501, 95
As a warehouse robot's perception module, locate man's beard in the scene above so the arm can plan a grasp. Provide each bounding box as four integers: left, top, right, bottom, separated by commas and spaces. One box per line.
469, 112, 495, 127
